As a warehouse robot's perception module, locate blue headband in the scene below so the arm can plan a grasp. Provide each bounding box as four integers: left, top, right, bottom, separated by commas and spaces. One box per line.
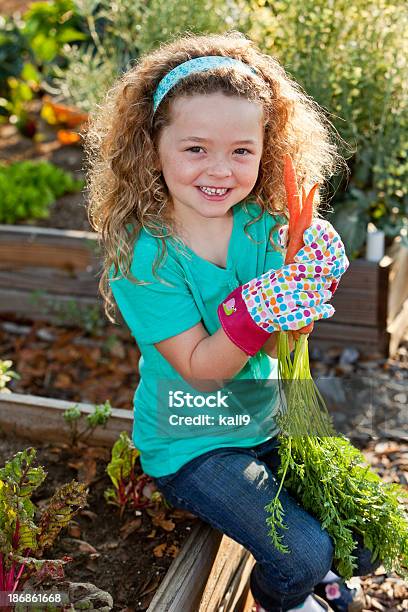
152, 56, 257, 113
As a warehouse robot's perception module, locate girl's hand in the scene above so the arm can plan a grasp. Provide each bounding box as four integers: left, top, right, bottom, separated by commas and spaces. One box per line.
240, 262, 334, 333
263, 331, 295, 358
218, 263, 333, 355
278, 219, 349, 292
217, 219, 347, 355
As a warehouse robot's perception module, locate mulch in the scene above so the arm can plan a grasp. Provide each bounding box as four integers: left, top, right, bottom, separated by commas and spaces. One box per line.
0, 315, 137, 409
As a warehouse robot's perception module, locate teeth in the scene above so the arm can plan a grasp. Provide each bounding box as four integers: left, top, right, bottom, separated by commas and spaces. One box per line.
200, 186, 228, 195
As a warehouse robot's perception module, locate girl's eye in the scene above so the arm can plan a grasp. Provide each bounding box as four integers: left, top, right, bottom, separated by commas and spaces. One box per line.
186, 146, 204, 153
186, 147, 252, 155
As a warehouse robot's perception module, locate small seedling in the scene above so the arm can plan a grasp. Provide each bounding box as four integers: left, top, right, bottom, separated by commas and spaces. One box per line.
104, 432, 164, 519
63, 400, 112, 448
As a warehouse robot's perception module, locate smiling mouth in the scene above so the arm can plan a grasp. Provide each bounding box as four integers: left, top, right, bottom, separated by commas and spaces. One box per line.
198, 186, 231, 196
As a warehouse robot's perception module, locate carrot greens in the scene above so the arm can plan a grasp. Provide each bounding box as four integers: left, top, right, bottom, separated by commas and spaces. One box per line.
265, 156, 408, 581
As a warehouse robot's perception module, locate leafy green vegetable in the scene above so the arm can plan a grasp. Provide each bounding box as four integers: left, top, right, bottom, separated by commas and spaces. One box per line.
0, 160, 83, 224
0, 447, 87, 592
274, 435, 408, 579
104, 432, 162, 517
265, 333, 408, 580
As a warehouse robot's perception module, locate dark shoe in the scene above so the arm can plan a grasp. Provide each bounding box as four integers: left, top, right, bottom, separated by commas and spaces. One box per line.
314, 577, 365, 612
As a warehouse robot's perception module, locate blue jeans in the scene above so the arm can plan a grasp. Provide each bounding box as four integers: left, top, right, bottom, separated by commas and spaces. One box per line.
153, 437, 379, 611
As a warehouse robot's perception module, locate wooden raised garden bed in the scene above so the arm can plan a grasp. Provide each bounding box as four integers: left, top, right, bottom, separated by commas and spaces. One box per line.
2, 224, 408, 356
0, 392, 252, 611
0, 225, 100, 320
310, 241, 408, 357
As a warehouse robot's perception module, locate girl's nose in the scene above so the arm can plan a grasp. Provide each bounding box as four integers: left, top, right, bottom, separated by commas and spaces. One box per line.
207, 160, 232, 178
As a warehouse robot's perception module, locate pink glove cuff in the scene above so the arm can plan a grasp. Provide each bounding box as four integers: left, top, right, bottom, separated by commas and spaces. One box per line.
217, 286, 271, 357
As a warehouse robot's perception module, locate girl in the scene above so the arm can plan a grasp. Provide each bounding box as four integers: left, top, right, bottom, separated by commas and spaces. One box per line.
85, 32, 379, 612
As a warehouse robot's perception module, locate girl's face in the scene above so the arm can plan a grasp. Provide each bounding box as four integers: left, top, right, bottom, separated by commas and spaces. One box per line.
157, 92, 264, 223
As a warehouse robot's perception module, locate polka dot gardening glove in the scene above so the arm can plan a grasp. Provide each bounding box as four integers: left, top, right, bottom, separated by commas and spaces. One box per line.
242, 263, 334, 331
217, 264, 334, 356
217, 219, 348, 357
278, 218, 349, 295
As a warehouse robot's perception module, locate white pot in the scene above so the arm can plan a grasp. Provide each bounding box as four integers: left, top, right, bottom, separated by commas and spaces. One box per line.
366, 223, 385, 262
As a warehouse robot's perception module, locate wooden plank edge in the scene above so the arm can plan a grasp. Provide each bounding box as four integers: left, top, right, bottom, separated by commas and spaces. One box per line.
222, 552, 255, 612
0, 270, 99, 296
0, 392, 132, 447
199, 535, 248, 611
241, 584, 255, 612
387, 297, 408, 357
0, 288, 102, 323
0, 224, 98, 241
147, 522, 222, 612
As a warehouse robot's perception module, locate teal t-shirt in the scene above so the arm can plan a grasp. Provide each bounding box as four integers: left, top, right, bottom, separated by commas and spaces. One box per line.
109, 201, 285, 477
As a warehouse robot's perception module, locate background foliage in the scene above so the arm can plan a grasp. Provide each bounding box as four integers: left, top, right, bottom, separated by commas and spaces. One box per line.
0, 0, 407, 258
246, 0, 408, 256
51, 0, 252, 113
0, 160, 84, 223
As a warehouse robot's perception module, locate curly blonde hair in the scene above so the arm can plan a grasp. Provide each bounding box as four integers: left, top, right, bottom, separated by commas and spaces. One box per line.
85, 31, 347, 323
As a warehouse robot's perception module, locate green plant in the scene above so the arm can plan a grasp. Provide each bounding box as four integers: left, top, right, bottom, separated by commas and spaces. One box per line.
0, 447, 87, 593
0, 360, 20, 393
1, 69, 41, 135
63, 400, 112, 447
51, 301, 106, 336
51, 0, 252, 112
246, 0, 408, 258
21, 0, 88, 65
54, 0, 408, 256
0, 3, 88, 130
0, 160, 83, 224
0, 15, 37, 124
0, 16, 31, 92
104, 432, 163, 518
265, 333, 408, 580
28, 292, 106, 336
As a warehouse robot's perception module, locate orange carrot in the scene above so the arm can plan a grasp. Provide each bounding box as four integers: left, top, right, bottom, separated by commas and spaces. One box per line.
283, 154, 300, 239
283, 155, 320, 337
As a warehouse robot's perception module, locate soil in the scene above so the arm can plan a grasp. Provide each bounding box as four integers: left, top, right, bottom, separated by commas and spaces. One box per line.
0, 431, 199, 611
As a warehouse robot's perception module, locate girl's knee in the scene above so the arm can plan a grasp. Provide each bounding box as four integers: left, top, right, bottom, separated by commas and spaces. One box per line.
295, 527, 334, 587
259, 526, 334, 593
